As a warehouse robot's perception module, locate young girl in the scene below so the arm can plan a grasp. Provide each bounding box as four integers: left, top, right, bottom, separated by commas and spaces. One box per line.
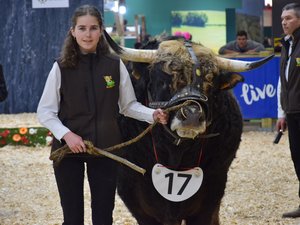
37, 5, 167, 224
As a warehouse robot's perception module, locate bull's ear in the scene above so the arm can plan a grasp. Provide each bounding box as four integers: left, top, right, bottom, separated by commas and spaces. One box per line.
218, 72, 244, 90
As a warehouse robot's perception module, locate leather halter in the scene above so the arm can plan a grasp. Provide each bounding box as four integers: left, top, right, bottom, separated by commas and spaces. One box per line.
148, 40, 217, 144
148, 41, 209, 109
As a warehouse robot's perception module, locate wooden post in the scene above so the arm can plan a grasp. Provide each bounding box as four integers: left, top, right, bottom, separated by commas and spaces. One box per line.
134, 15, 140, 43
113, 12, 125, 46
261, 118, 274, 131
141, 15, 146, 42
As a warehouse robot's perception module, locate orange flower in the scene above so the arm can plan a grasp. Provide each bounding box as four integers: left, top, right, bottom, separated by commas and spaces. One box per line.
19, 127, 28, 135
12, 134, 21, 142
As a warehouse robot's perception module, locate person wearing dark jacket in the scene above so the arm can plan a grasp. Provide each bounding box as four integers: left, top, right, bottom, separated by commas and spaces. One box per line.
0, 64, 8, 102
37, 5, 168, 225
276, 2, 300, 218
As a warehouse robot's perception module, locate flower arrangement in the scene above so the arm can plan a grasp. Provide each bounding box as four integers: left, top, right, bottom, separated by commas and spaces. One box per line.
0, 127, 53, 147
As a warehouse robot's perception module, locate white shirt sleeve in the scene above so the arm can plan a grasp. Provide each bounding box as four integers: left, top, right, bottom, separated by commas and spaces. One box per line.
277, 78, 285, 118
118, 60, 155, 123
37, 60, 155, 141
36, 62, 70, 140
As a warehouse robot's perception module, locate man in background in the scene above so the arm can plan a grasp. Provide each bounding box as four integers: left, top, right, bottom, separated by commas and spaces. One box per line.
276, 2, 300, 219
218, 30, 265, 55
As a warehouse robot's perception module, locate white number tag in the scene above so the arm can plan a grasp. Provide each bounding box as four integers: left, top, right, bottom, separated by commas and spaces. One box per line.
151, 163, 203, 202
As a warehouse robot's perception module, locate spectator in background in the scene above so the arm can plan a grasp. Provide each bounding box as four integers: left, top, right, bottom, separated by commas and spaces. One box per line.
276, 2, 300, 219
134, 42, 142, 49
112, 19, 128, 33
218, 30, 265, 55
0, 64, 8, 102
134, 34, 152, 49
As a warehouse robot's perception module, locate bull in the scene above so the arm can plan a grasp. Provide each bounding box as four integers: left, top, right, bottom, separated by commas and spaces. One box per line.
104, 31, 273, 225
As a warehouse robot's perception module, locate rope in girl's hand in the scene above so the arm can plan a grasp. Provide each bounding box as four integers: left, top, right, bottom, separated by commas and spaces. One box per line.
49, 101, 192, 174
50, 140, 146, 175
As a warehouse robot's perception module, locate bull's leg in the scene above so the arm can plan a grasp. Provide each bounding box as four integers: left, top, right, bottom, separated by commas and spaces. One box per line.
120, 197, 165, 225
184, 173, 225, 225
117, 173, 164, 225
134, 217, 163, 225
184, 204, 220, 225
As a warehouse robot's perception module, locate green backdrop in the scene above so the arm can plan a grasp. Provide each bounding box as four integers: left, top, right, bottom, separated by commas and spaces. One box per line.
104, 0, 242, 47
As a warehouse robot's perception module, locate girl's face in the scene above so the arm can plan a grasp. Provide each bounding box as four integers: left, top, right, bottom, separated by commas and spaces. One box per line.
71, 15, 102, 54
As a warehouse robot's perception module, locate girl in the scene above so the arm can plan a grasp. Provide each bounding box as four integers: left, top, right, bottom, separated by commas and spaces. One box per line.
37, 5, 167, 225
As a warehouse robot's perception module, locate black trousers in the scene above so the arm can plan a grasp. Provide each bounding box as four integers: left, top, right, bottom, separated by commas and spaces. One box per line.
287, 113, 300, 198
54, 156, 118, 225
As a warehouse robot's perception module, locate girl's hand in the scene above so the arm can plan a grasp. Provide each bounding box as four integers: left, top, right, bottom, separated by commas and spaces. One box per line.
63, 131, 86, 153
153, 108, 169, 124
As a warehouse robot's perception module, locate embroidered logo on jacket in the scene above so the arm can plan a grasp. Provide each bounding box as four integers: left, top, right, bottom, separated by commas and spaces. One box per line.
296, 58, 300, 67
103, 76, 115, 88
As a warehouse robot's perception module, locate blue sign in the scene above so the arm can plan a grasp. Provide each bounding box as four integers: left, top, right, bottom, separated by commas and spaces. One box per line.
233, 56, 280, 119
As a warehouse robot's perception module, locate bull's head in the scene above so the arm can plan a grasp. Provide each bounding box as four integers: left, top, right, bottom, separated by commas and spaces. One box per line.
104, 31, 273, 141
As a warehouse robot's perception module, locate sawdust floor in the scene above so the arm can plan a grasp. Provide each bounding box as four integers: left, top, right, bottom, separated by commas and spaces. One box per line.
1, 113, 300, 225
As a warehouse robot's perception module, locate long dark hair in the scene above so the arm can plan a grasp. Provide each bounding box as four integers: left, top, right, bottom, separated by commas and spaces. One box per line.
58, 5, 110, 68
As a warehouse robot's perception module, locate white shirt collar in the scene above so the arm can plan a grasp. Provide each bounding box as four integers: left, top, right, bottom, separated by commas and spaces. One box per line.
284, 35, 293, 43
284, 35, 291, 41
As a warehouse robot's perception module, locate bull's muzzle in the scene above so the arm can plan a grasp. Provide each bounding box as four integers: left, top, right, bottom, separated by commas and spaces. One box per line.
180, 100, 202, 119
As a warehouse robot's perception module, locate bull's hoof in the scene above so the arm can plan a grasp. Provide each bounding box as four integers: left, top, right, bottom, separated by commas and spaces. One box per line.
282, 206, 300, 218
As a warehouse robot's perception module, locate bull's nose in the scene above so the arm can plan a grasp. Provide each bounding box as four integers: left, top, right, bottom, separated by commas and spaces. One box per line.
182, 114, 201, 126
180, 104, 202, 120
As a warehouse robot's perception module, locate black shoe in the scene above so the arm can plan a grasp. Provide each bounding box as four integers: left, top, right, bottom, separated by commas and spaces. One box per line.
282, 207, 300, 218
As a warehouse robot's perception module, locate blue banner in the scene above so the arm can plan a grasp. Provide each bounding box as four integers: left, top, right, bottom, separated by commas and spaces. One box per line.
232, 56, 280, 119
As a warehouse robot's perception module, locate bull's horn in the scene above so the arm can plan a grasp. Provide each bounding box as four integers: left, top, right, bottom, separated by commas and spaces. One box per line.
104, 30, 157, 63
216, 55, 274, 72
115, 47, 157, 63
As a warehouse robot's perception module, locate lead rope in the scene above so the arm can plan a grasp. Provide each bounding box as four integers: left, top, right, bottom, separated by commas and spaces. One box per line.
49, 101, 193, 174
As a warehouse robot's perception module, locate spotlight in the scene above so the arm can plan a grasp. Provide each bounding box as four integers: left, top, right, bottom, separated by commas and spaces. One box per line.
119, 0, 126, 14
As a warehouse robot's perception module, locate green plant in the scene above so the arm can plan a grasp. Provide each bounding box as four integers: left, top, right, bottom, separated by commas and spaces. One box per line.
184, 12, 208, 27
171, 12, 183, 27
